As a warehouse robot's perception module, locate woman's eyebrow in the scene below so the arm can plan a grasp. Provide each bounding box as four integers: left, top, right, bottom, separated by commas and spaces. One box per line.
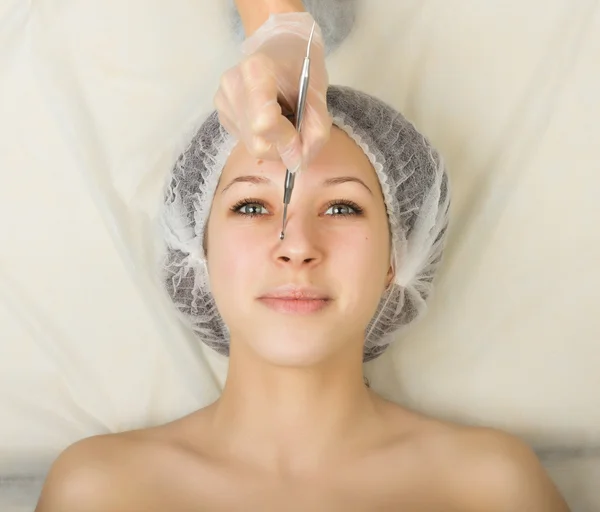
221, 175, 373, 195
323, 176, 373, 195
221, 175, 272, 194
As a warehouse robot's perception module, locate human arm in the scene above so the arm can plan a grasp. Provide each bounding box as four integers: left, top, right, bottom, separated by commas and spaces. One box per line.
234, 0, 306, 36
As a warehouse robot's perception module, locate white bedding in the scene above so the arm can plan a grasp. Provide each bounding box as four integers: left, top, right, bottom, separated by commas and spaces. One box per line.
1, 0, 599, 510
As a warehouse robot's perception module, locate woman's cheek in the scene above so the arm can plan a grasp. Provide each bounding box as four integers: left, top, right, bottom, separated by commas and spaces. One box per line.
337, 227, 389, 281
211, 228, 260, 284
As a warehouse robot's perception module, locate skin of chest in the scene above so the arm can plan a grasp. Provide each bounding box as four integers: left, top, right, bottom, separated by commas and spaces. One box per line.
121, 440, 458, 512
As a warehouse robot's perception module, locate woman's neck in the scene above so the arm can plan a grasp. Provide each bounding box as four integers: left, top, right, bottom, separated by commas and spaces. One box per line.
207, 342, 381, 475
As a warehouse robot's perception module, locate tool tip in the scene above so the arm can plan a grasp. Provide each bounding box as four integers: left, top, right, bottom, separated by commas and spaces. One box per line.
279, 231, 285, 240
307, 21, 316, 57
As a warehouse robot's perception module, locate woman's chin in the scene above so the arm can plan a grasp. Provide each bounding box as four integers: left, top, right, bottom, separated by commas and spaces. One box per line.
244, 332, 342, 368
225, 310, 367, 367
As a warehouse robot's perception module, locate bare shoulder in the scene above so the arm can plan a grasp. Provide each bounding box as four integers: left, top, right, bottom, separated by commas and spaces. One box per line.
437, 424, 571, 512
34, 412, 215, 512
35, 430, 158, 512
380, 402, 570, 512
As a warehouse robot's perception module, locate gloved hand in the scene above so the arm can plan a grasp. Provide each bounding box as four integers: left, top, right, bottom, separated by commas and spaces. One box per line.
214, 12, 331, 173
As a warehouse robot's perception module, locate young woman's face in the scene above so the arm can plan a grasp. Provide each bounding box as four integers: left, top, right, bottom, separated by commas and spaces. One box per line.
206, 127, 392, 367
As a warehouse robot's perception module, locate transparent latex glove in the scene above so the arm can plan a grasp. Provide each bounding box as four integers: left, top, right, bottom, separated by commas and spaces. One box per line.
214, 12, 332, 173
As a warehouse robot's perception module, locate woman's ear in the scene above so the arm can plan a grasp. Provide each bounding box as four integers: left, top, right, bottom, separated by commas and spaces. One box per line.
385, 264, 395, 289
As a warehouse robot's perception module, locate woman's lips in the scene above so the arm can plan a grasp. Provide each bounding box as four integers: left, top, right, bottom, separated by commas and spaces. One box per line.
258, 297, 331, 314
258, 285, 331, 314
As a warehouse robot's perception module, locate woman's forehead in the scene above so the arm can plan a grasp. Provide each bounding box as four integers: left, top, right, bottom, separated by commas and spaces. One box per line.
221, 127, 379, 188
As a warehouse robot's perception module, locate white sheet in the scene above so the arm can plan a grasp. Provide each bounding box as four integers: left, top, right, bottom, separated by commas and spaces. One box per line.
0, 476, 45, 512
1, 0, 599, 509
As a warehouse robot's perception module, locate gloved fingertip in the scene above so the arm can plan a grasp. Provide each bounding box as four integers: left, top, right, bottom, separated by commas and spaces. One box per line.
277, 134, 302, 170
281, 154, 302, 174
301, 140, 321, 168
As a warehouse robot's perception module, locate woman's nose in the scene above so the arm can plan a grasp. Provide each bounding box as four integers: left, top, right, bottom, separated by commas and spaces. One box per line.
273, 213, 324, 267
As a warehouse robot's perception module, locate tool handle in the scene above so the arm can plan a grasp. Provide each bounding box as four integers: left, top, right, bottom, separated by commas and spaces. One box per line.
283, 170, 295, 203
295, 58, 311, 133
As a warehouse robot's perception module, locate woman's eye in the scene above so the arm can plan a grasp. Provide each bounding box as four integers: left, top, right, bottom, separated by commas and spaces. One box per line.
236, 203, 269, 216
325, 204, 358, 216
